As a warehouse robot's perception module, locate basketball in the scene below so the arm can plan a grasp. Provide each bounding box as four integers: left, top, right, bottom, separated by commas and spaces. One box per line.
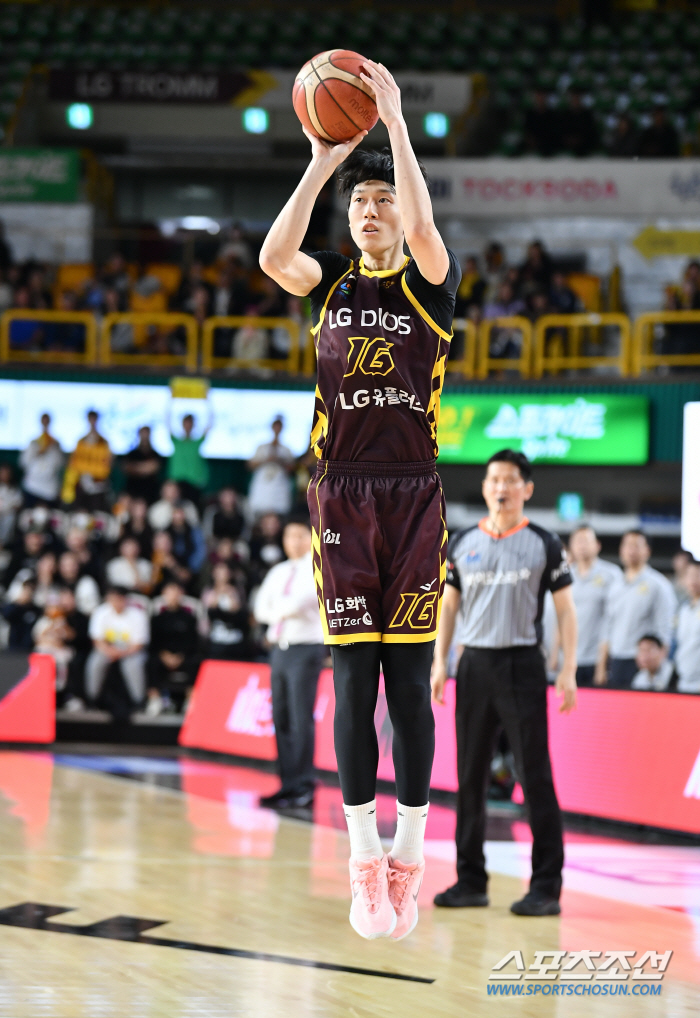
293, 49, 379, 143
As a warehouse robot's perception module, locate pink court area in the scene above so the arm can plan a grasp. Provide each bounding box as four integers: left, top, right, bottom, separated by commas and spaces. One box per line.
2, 749, 699, 992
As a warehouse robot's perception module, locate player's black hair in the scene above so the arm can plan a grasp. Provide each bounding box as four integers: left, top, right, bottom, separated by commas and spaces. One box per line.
638, 633, 663, 648
284, 513, 311, 531
485, 448, 533, 482
336, 148, 428, 204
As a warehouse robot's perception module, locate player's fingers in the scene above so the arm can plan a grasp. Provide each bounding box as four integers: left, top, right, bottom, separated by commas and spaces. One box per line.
359, 70, 384, 94
375, 62, 399, 89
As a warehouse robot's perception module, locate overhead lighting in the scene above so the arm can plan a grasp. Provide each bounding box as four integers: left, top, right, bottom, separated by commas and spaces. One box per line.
242, 107, 269, 134
180, 216, 220, 234
67, 102, 93, 129
423, 112, 449, 138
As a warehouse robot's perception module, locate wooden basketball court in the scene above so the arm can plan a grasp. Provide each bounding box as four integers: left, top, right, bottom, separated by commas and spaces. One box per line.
0, 749, 697, 1016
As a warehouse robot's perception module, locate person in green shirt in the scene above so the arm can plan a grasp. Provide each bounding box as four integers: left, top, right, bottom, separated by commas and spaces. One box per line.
167, 411, 212, 509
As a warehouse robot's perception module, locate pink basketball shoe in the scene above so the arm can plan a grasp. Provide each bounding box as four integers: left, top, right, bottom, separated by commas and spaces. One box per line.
348, 855, 396, 939
387, 857, 425, 940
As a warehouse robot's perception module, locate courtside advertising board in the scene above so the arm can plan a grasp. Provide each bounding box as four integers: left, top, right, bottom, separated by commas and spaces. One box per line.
438, 393, 649, 465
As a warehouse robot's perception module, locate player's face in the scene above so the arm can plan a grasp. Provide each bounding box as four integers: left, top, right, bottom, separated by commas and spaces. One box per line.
569, 528, 600, 563
282, 524, 311, 560
636, 639, 664, 672
620, 533, 649, 569
685, 563, 700, 599
482, 462, 534, 516
348, 180, 403, 255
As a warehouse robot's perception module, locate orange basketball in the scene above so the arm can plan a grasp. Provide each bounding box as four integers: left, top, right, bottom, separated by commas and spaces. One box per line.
293, 49, 379, 143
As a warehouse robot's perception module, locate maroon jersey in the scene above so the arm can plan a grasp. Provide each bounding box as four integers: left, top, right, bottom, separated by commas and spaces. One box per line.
308, 251, 460, 463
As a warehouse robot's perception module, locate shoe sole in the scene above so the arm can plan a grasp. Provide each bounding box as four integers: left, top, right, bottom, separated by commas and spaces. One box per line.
390, 908, 418, 941
510, 904, 561, 916
349, 908, 397, 940
434, 897, 489, 908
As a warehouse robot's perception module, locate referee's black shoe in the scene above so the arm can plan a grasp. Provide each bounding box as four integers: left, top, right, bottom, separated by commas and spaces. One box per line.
259, 788, 314, 809
510, 892, 561, 916
433, 883, 489, 908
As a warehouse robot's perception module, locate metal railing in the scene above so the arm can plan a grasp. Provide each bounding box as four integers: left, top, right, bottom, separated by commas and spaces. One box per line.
201, 316, 302, 375
477, 316, 533, 379
533, 313, 631, 378
3, 309, 700, 379
446, 317, 477, 378
632, 311, 700, 375
1, 310, 98, 365
100, 313, 198, 371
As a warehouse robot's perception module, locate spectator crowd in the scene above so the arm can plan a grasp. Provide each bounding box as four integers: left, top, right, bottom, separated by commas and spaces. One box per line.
3, 216, 700, 368
0, 406, 310, 719
522, 92, 681, 159
0, 222, 305, 361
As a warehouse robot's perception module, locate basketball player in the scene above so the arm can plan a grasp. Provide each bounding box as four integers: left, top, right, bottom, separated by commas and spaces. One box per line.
260, 60, 459, 940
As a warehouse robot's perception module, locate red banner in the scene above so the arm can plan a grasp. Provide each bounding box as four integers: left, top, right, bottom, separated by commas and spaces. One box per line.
0, 654, 55, 744
180, 661, 700, 835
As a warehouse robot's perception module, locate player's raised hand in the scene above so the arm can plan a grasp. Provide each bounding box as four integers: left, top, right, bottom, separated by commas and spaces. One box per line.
555, 669, 577, 713
360, 60, 403, 129
302, 126, 367, 170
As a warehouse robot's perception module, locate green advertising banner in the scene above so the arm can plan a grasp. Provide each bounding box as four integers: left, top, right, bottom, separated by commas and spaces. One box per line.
0, 149, 79, 202
438, 394, 649, 465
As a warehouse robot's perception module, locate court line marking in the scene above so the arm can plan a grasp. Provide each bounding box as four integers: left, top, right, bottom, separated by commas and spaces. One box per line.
0, 903, 435, 984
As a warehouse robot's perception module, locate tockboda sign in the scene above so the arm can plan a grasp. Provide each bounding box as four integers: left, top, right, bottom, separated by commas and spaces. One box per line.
422, 158, 700, 218
0, 149, 79, 203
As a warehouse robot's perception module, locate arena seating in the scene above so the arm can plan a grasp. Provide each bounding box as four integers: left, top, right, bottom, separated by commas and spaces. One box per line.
0, 6, 699, 155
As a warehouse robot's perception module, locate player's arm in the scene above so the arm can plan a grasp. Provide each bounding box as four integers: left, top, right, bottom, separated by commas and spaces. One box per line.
360, 61, 449, 285
552, 585, 577, 713
259, 129, 367, 296
431, 583, 460, 705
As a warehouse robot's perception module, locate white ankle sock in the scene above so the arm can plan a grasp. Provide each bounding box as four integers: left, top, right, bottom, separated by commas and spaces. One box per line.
390, 801, 429, 864
343, 800, 383, 861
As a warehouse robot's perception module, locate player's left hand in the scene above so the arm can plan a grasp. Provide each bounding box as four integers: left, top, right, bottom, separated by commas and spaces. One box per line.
360, 60, 403, 129
555, 669, 577, 713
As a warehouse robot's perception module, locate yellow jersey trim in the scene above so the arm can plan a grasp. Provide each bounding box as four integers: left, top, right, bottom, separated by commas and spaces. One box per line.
313, 464, 330, 639
358, 255, 410, 278
401, 274, 452, 342
311, 266, 354, 337
381, 631, 438, 644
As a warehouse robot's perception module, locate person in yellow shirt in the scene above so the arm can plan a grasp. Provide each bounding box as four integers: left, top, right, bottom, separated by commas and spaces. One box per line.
62, 410, 113, 513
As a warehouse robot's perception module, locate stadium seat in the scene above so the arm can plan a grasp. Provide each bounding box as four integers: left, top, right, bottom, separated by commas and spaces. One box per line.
54, 264, 94, 301
145, 265, 182, 297
567, 274, 601, 313
559, 21, 585, 48
590, 24, 614, 47
130, 290, 167, 315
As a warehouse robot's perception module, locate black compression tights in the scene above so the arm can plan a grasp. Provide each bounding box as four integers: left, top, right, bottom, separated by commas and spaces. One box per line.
331, 642, 436, 807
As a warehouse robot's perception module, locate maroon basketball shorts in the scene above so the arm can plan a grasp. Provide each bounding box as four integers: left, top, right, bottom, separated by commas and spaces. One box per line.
308, 460, 447, 646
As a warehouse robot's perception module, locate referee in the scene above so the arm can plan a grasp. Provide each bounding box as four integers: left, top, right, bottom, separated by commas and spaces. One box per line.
432, 449, 577, 916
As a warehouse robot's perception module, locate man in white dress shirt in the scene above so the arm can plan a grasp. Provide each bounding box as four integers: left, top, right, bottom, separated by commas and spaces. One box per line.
254, 518, 325, 808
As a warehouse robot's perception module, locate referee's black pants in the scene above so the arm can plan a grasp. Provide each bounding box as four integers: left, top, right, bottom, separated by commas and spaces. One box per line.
455, 645, 564, 900
270, 644, 325, 797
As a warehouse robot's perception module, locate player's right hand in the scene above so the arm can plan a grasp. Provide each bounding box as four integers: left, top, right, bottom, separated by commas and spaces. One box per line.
431, 659, 448, 705
302, 126, 367, 170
